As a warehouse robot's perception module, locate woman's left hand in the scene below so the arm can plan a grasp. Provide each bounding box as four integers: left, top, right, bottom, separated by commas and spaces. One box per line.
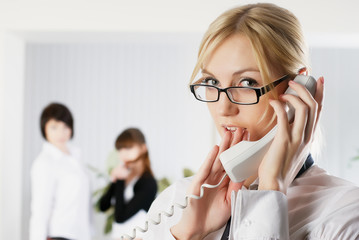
170, 130, 245, 240
110, 163, 131, 182
258, 76, 325, 193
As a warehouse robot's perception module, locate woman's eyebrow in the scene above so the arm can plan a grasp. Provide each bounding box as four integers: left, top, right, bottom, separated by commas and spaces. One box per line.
201, 68, 260, 77
201, 69, 215, 77
232, 68, 260, 76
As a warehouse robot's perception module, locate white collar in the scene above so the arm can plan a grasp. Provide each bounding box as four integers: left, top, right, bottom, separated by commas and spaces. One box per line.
42, 141, 79, 159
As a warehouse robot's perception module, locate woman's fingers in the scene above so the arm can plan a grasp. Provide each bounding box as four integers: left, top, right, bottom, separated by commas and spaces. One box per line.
267, 99, 294, 179
258, 75, 325, 193
230, 128, 250, 147
192, 145, 219, 189
192, 131, 231, 194
313, 77, 325, 132
219, 131, 232, 153
230, 128, 243, 147
279, 94, 308, 143
269, 99, 290, 137
282, 80, 318, 143
212, 131, 232, 174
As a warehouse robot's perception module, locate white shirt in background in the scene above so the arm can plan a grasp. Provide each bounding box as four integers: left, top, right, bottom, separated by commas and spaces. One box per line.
142, 165, 359, 240
29, 142, 91, 240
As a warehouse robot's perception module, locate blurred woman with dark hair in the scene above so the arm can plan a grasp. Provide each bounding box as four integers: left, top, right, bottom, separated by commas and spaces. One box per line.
30, 103, 91, 240
99, 127, 157, 239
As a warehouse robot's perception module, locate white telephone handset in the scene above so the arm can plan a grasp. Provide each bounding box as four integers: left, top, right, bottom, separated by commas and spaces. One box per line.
219, 75, 317, 182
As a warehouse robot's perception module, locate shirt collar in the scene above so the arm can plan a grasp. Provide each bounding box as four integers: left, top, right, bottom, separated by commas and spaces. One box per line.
42, 141, 72, 159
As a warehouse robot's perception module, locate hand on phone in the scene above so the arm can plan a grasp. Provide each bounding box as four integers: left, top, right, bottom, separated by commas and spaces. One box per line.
258, 76, 324, 193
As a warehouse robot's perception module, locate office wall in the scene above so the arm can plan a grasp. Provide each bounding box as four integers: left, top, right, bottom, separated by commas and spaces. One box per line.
0, 0, 359, 33
310, 47, 359, 181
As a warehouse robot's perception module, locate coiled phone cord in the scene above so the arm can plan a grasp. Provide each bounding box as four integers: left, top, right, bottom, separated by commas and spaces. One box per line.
120, 173, 228, 240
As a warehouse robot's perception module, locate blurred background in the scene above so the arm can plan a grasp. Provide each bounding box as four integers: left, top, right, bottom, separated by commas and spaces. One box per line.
0, 0, 359, 239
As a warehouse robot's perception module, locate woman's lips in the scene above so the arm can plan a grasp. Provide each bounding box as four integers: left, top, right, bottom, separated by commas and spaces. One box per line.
222, 125, 251, 141
225, 126, 238, 133
223, 125, 244, 133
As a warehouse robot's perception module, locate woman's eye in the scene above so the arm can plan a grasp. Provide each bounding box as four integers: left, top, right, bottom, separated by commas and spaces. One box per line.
201, 78, 219, 86
238, 78, 258, 87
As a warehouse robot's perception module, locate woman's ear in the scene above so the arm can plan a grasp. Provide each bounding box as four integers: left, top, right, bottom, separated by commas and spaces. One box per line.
298, 67, 308, 75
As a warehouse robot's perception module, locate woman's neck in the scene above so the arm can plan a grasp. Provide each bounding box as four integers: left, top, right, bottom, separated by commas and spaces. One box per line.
125, 171, 142, 186
50, 142, 70, 155
126, 164, 145, 184
132, 166, 145, 178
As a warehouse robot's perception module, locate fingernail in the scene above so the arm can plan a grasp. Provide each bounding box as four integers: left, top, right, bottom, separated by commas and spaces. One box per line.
246, 131, 251, 141
289, 80, 295, 85
320, 76, 324, 84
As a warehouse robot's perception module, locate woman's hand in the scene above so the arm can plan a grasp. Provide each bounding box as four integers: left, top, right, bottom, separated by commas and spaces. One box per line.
258, 76, 325, 193
110, 163, 131, 182
170, 130, 245, 240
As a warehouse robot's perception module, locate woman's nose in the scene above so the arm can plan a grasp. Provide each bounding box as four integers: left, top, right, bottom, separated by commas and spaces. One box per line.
217, 92, 239, 116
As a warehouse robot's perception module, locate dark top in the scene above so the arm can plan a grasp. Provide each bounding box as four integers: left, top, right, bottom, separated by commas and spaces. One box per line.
99, 171, 157, 223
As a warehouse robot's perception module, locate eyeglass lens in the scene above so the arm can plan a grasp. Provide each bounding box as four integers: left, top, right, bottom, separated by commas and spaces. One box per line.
194, 85, 257, 104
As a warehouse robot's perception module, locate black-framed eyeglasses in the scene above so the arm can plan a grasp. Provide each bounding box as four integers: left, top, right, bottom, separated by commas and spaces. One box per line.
190, 75, 289, 105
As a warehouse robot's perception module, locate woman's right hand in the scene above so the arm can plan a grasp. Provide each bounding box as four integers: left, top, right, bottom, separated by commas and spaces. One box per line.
110, 163, 131, 182
170, 130, 245, 240
258, 76, 324, 193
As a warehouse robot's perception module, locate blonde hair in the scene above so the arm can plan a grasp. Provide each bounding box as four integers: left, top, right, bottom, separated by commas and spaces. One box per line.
191, 3, 309, 122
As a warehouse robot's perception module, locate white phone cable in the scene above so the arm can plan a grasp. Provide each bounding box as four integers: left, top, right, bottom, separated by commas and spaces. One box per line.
120, 173, 228, 240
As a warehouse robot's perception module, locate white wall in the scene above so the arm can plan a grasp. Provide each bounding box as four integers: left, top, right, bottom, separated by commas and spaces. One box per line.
0, 33, 26, 240
1, 0, 359, 239
0, 0, 359, 33
309, 44, 359, 182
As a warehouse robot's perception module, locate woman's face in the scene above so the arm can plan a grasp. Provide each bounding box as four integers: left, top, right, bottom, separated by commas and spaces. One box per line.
202, 34, 287, 140
45, 119, 72, 146
118, 144, 146, 170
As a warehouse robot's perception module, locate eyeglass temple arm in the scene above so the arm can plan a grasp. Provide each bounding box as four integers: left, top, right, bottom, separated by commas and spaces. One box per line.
260, 75, 289, 95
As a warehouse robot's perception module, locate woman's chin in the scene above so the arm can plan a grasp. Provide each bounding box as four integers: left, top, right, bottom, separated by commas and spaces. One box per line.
49, 140, 68, 148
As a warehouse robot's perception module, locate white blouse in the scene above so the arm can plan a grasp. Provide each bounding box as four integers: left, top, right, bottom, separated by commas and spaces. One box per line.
29, 142, 91, 240
141, 165, 359, 239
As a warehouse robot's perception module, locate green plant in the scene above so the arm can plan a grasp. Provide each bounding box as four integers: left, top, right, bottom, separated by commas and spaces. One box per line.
157, 177, 171, 193
93, 183, 114, 234
347, 150, 359, 168
183, 168, 195, 178
87, 164, 114, 234
156, 167, 195, 194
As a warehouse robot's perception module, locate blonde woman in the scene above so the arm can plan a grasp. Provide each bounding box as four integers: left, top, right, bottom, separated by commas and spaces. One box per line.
142, 3, 359, 240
